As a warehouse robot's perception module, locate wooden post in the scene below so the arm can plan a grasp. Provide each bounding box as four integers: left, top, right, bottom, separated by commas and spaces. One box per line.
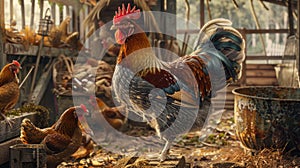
20, 0, 25, 29
79, 8, 85, 41
39, 0, 44, 20
297, 0, 300, 81
10, 0, 13, 22
288, 0, 294, 35
166, 0, 176, 38
0, 0, 6, 68
200, 0, 205, 28
59, 5, 64, 23
30, 0, 35, 29
51, 3, 56, 25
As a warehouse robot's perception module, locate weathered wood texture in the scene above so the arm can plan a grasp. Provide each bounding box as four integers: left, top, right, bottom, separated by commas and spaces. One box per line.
297, 0, 300, 82
0, 138, 21, 165
0, 0, 5, 69
4, 43, 78, 57
215, 64, 279, 111
0, 112, 37, 143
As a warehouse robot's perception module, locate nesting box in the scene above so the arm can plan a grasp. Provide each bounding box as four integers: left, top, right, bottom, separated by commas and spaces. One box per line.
10, 144, 46, 168
232, 86, 300, 153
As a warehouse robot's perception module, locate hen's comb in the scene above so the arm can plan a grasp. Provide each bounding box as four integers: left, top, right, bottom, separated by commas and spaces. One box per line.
12, 60, 21, 67
113, 3, 141, 25
80, 104, 88, 113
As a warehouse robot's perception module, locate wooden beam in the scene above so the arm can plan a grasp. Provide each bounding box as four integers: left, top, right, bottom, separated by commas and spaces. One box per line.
177, 28, 289, 34
200, 0, 205, 28
30, 0, 35, 29
0, 0, 6, 68
297, 0, 300, 81
0, 0, 4, 29
20, 0, 25, 29
288, 0, 295, 35
39, 0, 44, 20
10, 0, 13, 22
260, 0, 297, 7
51, 3, 56, 25
30, 61, 54, 104
246, 55, 296, 60
4, 43, 78, 57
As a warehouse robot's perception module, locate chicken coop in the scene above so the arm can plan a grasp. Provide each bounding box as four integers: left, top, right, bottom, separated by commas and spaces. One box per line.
0, 0, 299, 167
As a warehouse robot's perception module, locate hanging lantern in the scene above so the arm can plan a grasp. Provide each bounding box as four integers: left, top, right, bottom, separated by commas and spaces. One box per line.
37, 8, 53, 36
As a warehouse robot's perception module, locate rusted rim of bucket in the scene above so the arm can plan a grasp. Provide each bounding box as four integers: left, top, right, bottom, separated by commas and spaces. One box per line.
232, 86, 300, 102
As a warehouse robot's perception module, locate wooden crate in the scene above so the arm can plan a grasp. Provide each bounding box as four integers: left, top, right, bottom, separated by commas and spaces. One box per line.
10, 144, 47, 168
0, 112, 37, 143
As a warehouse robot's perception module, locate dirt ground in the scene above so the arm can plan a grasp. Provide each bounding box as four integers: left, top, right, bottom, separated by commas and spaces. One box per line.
58, 110, 300, 168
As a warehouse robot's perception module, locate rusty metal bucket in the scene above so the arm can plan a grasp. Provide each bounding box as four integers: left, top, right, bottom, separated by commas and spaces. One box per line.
232, 86, 300, 152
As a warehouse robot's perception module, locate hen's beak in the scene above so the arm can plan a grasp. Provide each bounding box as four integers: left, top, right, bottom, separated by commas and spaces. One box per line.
78, 113, 94, 137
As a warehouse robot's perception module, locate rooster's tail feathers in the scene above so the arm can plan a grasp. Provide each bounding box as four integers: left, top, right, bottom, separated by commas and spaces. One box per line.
193, 18, 245, 81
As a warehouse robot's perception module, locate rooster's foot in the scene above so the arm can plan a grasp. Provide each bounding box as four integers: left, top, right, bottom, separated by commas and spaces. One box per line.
1, 113, 15, 128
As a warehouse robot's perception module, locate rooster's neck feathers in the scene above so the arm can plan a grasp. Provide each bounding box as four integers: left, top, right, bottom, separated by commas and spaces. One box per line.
117, 24, 162, 74
0, 63, 18, 86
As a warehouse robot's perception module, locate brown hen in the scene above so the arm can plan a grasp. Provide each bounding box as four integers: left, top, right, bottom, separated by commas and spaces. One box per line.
89, 96, 125, 139
20, 104, 92, 168
0, 60, 21, 128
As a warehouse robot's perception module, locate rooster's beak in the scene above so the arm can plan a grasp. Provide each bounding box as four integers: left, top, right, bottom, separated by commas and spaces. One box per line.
110, 25, 117, 30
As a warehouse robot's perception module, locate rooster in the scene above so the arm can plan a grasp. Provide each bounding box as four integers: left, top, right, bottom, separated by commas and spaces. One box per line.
111, 4, 245, 161
88, 96, 125, 140
20, 104, 92, 167
0, 60, 21, 128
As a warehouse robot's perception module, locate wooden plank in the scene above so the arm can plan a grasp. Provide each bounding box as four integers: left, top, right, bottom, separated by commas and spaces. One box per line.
0, 0, 4, 29
246, 70, 276, 77
246, 64, 276, 69
0, 138, 21, 165
39, 0, 44, 20
0, 112, 37, 143
246, 77, 278, 86
200, 0, 204, 28
261, 0, 297, 7
29, 61, 54, 104
165, 0, 176, 38
0, 0, 6, 69
20, 0, 25, 29
176, 28, 289, 35
10, 0, 13, 22
4, 43, 78, 57
297, 0, 300, 81
30, 0, 35, 29
246, 55, 295, 60
51, 3, 56, 25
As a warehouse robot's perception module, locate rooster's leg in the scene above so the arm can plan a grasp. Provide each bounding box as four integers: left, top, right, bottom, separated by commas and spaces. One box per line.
159, 139, 172, 161
1, 112, 14, 128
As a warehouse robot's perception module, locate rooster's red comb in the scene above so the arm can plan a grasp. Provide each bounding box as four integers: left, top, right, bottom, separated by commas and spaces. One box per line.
12, 60, 21, 67
113, 3, 141, 25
